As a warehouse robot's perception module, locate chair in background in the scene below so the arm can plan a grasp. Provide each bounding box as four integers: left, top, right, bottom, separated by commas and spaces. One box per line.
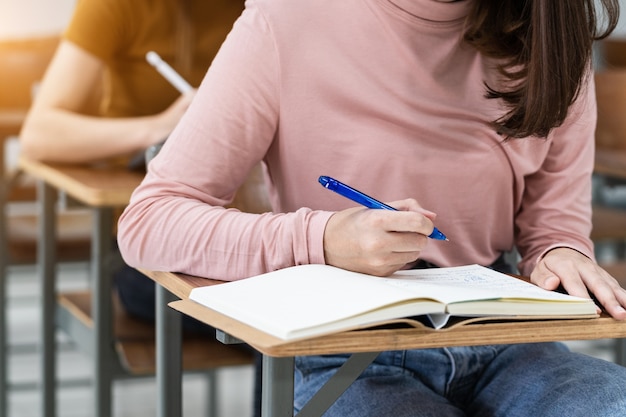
592, 38, 626, 365
598, 37, 626, 68
0, 35, 93, 264
0, 34, 93, 417
54, 163, 269, 417
0, 35, 259, 417
593, 63, 626, 270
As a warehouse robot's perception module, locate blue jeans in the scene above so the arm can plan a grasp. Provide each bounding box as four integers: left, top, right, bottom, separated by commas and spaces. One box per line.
294, 343, 626, 416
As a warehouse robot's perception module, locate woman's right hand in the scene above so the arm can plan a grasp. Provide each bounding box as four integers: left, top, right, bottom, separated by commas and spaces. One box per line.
323, 198, 437, 276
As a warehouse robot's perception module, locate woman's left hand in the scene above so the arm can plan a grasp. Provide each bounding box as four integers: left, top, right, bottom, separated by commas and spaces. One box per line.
531, 247, 626, 320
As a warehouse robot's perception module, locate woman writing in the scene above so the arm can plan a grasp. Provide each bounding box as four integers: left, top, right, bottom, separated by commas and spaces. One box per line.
119, 1, 626, 415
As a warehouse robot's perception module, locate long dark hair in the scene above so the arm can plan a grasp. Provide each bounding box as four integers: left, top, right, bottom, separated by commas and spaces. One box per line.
464, 0, 619, 138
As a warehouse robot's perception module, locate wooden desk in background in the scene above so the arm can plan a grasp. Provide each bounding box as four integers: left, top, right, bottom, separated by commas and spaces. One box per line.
140, 269, 626, 417
593, 147, 626, 365
17, 157, 144, 417
593, 147, 626, 248
595, 148, 626, 179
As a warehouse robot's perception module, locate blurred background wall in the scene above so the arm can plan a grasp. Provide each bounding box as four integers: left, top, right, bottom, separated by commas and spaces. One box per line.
617, 0, 626, 37
1, 0, 626, 40
0, 0, 76, 39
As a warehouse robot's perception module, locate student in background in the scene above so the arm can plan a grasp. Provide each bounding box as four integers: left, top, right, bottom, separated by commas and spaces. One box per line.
19, 0, 244, 332
118, 0, 626, 416
19, 0, 243, 164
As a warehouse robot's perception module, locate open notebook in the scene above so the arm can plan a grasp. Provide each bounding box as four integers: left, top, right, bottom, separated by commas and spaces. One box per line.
181, 264, 598, 341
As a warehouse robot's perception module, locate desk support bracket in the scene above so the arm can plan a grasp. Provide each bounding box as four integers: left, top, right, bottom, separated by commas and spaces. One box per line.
216, 330, 244, 345
261, 351, 378, 417
296, 351, 379, 417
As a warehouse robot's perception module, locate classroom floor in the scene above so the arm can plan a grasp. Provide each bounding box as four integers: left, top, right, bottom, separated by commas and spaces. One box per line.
5, 262, 620, 417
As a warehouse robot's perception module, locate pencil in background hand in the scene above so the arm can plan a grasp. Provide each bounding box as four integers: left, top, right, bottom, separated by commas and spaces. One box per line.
146, 51, 193, 94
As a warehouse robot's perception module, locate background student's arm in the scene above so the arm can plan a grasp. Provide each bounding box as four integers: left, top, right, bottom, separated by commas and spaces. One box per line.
20, 40, 193, 163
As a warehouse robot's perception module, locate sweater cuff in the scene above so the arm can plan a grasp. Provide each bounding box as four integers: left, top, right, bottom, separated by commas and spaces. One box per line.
536, 242, 596, 265
306, 210, 335, 265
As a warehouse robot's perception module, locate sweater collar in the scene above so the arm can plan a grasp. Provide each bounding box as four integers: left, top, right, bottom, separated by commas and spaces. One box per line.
386, 0, 472, 23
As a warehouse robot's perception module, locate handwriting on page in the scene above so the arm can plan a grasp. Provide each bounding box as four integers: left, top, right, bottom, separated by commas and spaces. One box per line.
381, 265, 577, 301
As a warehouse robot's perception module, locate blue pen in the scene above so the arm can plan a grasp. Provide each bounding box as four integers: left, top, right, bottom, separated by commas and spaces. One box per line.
318, 175, 448, 241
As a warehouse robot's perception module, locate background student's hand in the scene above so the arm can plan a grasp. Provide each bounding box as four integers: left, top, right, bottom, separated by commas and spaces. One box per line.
323, 198, 437, 276
148, 90, 196, 147
531, 247, 626, 320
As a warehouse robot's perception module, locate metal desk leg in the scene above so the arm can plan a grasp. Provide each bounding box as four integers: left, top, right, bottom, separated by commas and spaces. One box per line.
91, 207, 114, 417
0, 165, 8, 417
39, 182, 57, 417
615, 338, 626, 366
156, 285, 182, 417
261, 352, 378, 417
262, 356, 294, 417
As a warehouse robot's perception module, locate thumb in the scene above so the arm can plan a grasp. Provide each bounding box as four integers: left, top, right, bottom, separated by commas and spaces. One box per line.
530, 263, 561, 290
388, 199, 437, 220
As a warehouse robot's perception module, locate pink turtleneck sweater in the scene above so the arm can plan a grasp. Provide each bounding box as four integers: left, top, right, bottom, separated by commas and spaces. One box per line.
117, 0, 596, 280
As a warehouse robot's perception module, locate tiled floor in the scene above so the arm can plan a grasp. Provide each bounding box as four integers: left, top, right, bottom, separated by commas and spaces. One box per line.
5, 262, 620, 416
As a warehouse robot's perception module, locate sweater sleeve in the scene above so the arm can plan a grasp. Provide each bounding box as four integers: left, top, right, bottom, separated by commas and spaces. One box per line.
117, 3, 332, 280
515, 76, 597, 276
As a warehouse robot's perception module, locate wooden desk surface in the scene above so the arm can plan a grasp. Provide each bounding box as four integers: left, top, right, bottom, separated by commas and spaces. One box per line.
18, 156, 144, 207
595, 147, 626, 180
0, 109, 26, 138
140, 269, 626, 358
139, 269, 214, 299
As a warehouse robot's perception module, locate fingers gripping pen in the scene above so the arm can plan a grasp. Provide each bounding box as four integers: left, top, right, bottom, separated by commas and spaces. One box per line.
318, 175, 448, 241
